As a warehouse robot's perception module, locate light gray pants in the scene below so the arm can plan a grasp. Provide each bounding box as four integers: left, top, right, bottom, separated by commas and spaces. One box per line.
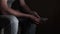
0, 15, 19, 34
0, 15, 36, 34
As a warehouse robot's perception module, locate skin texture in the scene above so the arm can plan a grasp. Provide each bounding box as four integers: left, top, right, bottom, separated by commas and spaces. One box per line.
1, 0, 40, 24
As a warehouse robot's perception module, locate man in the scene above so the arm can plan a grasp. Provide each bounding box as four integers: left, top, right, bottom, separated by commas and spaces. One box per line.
11, 0, 41, 34
1, 0, 40, 34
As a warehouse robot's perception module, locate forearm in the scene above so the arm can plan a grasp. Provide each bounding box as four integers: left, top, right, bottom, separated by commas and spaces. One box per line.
19, 0, 35, 16
22, 4, 32, 12
1, 6, 32, 17
22, 5, 40, 17
22, 6, 40, 17
33, 11, 40, 17
20, 3, 39, 17
19, 0, 31, 11
19, 0, 38, 17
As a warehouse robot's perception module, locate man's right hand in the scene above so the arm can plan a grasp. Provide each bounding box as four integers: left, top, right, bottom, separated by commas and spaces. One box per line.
29, 15, 40, 24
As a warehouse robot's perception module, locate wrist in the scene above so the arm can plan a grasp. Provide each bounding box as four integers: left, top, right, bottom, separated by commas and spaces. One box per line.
29, 15, 37, 19
25, 14, 33, 18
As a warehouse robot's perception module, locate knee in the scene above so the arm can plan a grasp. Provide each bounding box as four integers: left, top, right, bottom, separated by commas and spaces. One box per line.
30, 24, 36, 28
8, 16, 19, 24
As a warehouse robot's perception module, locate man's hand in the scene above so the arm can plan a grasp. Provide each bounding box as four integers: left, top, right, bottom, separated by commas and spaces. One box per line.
29, 15, 40, 24
34, 18, 40, 24
31, 11, 41, 24
32, 11, 40, 18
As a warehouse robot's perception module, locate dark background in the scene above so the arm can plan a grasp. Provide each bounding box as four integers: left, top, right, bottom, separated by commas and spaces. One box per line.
25, 0, 60, 34
8, 0, 60, 34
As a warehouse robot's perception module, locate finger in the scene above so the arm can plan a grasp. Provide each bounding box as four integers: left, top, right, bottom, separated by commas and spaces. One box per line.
35, 22, 39, 24
36, 22, 39, 24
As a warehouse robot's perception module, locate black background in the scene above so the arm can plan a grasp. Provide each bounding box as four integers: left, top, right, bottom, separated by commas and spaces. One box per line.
25, 0, 60, 34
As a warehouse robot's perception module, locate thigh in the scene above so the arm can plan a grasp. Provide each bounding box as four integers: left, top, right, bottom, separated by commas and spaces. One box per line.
0, 15, 19, 34
3, 15, 19, 34
18, 18, 31, 29
0, 15, 19, 28
18, 18, 31, 34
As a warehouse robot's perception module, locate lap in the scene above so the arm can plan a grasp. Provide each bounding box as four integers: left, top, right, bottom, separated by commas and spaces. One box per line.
0, 15, 18, 28
18, 17, 36, 29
